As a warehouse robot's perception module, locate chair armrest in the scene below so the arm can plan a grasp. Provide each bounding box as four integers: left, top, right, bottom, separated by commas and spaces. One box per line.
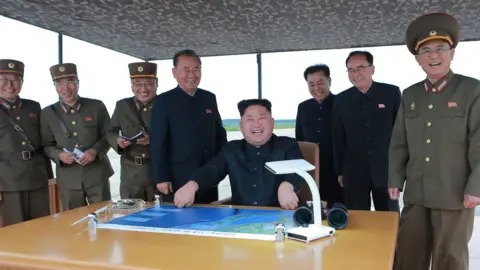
211, 197, 232, 205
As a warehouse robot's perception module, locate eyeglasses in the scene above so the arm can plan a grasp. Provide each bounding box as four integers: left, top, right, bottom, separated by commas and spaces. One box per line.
54, 80, 78, 87
0, 78, 21, 84
346, 65, 371, 73
417, 46, 451, 56
132, 82, 156, 88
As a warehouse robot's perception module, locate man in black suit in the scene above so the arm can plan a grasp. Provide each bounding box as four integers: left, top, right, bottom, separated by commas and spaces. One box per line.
332, 51, 401, 211
173, 99, 304, 209
149, 49, 227, 203
295, 64, 343, 208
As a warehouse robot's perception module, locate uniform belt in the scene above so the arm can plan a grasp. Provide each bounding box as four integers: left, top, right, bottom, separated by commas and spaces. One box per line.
125, 155, 150, 165
0, 150, 39, 161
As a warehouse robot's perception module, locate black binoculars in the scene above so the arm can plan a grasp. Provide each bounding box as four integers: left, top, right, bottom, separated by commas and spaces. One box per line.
292, 202, 349, 230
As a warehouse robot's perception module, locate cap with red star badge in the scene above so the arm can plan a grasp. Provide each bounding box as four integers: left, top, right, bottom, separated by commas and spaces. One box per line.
128, 62, 157, 78
405, 12, 460, 55
49, 63, 78, 81
0, 59, 25, 79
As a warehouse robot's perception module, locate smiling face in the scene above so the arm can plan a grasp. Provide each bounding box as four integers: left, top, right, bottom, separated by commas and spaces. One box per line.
415, 39, 454, 81
131, 77, 158, 103
172, 55, 201, 94
307, 71, 330, 102
240, 105, 274, 147
346, 54, 374, 90
0, 73, 22, 101
55, 77, 79, 104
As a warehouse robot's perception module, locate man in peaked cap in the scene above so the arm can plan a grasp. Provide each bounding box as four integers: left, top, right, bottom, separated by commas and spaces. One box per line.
0, 59, 53, 226
40, 63, 113, 211
389, 12, 480, 270
107, 62, 158, 201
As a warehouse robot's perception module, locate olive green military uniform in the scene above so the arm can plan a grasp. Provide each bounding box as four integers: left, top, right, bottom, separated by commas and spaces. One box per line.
107, 62, 157, 201
40, 63, 113, 211
389, 13, 480, 270
0, 59, 52, 226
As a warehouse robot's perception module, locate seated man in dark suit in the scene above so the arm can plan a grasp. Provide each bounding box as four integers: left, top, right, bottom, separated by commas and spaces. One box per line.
173, 99, 304, 210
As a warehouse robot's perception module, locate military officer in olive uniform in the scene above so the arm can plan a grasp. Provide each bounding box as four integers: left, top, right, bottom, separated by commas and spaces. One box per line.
389, 13, 480, 270
107, 62, 158, 201
40, 63, 113, 211
0, 59, 53, 226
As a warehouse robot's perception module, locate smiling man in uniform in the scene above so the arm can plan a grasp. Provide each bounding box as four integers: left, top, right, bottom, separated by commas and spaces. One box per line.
0, 59, 53, 226
389, 12, 480, 270
173, 99, 303, 209
107, 62, 158, 201
40, 63, 113, 211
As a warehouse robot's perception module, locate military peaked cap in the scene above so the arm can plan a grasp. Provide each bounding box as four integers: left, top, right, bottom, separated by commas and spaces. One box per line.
0, 59, 25, 79
128, 62, 157, 78
50, 63, 78, 81
405, 12, 460, 55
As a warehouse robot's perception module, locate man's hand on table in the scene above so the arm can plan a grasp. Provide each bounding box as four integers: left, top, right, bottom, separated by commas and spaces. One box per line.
278, 181, 299, 210
174, 181, 199, 208
156, 182, 173, 195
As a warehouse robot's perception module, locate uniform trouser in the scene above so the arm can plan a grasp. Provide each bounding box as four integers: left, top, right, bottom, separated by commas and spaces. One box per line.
393, 203, 475, 270
0, 186, 50, 227
120, 180, 156, 202
60, 180, 111, 211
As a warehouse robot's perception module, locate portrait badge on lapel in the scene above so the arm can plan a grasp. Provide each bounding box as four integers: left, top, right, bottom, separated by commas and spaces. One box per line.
378, 104, 385, 109
29, 113, 37, 118
85, 116, 93, 121
205, 109, 212, 114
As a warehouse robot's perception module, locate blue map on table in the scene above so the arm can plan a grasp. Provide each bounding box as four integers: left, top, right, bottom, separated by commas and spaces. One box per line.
98, 205, 297, 241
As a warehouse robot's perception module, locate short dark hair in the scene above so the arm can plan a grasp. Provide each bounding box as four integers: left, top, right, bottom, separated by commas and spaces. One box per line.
303, 64, 330, 81
173, 49, 202, 67
345, 51, 374, 67
237, 99, 272, 117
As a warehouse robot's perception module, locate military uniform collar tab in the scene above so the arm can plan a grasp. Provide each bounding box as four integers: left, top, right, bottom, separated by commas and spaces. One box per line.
133, 96, 155, 111
60, 97, 82, 114
424, 70, 454, 93
0, 97, 22, 111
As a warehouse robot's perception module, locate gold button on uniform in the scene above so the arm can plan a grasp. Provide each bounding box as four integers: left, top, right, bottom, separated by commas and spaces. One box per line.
70, 109, 75, 113
141, 153, 146, 158
428, 104, 433, 109
72, 121, 76, 125
426, 121, 432, 127
16, 116, 20, 120
21, 141, 26, 145
425, 157, 430, 162
12, 106, 16, 109
73, 132, 77, 136
143, 108, 147, 111
426, 139, 431, 144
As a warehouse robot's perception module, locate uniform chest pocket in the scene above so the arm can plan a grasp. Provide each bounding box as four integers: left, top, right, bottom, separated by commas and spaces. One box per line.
404, 110, 419, 119
83, 121, 97, 128
441, 108, 465, 118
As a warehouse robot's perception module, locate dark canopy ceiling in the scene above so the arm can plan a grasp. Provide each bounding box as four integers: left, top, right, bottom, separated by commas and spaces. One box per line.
1, 0, 479, 60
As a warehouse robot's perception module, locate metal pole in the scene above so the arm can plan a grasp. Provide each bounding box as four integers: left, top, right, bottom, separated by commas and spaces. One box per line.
58, 33, 63, 64
256, 52, 262, 99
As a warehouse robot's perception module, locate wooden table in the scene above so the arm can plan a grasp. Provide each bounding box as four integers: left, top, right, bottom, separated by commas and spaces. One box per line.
0, 202, 398, 270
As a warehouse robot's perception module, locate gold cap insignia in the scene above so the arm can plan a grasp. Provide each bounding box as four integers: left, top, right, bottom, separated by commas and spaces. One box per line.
59, 66, 65, 72
7, 63, 14, 69
429, 30, 437, 36
410, 101, 416, 110
137, 66, 144, 72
